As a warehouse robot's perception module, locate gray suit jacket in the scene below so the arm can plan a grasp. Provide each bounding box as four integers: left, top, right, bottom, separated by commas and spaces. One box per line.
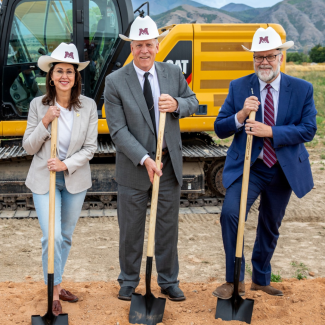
104, 61, 198, 190
23, 95, 98, 194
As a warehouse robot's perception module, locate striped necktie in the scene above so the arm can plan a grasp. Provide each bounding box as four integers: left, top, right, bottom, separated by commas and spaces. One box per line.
263, 84, 277, 168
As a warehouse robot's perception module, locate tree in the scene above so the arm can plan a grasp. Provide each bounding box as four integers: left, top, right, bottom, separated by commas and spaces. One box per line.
286, 52, 310, 63
309, 44, 325, 63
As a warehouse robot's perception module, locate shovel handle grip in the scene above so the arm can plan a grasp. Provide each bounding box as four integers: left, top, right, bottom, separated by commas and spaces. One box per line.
235, 110, 256, 258
48, 117, 58, 274
147, 112, 166, 258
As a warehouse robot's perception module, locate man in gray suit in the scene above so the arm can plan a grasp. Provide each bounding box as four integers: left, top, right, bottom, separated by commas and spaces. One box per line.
104, 16, 198, 301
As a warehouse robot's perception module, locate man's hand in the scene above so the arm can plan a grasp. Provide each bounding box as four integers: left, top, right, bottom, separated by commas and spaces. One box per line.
144, 157, 163, 183
47, 158, 68, 172
245, 119, 273, 138
237, 96, 260, 124
158, 94, 178, 113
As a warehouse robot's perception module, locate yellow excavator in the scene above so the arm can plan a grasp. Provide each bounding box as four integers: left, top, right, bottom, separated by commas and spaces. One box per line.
0, 0, 286, 210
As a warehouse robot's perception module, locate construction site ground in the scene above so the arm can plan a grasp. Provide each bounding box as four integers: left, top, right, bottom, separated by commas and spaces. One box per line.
0, 146, 324, 324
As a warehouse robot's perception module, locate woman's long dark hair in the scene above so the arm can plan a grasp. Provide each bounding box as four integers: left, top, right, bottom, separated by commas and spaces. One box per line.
42, 63, 82, 111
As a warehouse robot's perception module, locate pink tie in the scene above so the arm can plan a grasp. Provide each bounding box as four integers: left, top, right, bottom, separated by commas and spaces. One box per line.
263, 84, 277, 168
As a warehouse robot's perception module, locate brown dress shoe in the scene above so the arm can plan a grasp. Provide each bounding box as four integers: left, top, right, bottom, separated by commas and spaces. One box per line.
52, 300, 62, 316
59, 289, 79, 302
250, 282, 283, 296
212, 281, 245, 299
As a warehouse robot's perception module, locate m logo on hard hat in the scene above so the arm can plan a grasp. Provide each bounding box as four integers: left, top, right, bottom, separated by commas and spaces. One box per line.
64, 51, 74, 59
139, 28, 149, 36
119, 16, 169, 42
259, 36, 269, 44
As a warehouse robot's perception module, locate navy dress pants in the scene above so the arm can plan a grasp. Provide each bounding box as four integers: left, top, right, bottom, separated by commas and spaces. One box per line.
221, 159, 292, 286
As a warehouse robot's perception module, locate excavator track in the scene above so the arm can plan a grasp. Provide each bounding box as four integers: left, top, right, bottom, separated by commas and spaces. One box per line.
0, 135, 228, 212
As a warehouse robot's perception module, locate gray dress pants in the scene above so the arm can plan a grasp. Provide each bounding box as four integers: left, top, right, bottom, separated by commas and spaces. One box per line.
117, 153, 181, 289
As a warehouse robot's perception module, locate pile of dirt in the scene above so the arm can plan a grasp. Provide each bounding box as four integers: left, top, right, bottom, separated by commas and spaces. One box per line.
0, 277, 324, 324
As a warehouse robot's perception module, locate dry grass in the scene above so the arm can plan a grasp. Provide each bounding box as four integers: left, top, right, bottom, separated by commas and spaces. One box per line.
286, 64, 325, 72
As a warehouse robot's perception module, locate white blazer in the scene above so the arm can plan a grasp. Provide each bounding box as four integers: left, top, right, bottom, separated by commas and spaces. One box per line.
23, 95, 98, 194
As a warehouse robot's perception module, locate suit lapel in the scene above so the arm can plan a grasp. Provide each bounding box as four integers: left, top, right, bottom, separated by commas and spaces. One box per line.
155, 62, 168, 95
125, 63, 154, 133
66, 108, 81, 158
250, 74, 262, 123
276, 73, 292, 126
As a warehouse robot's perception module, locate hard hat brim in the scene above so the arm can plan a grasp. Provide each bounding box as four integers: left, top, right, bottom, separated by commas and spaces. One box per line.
38, 56, 90, 73
119, 30, 169, 42
242, 41, 294, 52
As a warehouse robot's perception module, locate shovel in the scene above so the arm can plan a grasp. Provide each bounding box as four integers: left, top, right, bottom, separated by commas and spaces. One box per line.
215, 110, 256, 324
32, 117, 69, 325
129, 112, 167, 325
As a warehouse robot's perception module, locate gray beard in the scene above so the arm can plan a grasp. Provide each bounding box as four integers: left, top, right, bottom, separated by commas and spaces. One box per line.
255, 64, 280, 83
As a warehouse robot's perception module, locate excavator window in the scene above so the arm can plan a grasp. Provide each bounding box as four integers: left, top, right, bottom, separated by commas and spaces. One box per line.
3, 0, 73, 115
84, 0, 119, 93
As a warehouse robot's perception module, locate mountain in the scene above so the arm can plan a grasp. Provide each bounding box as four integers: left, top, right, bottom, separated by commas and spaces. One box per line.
219, 7, 269, 23
152, 4, 242, 27
131, 0, 210, 16
251, 0, 325, 51
220, 3, 253, 12
151, 0, 325, 51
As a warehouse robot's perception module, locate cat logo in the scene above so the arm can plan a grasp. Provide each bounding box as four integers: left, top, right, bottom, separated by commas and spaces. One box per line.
165, 60, 189, 74
164, 41, 192, 85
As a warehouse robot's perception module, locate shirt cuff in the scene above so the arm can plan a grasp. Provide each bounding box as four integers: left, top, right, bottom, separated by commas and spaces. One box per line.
235, 113, 244, 129
140, 154, 150, 165
175, 105, 180, 113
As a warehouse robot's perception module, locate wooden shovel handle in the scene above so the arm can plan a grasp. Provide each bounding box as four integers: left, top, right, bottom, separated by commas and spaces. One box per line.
147, 112, 166, 258
235, 111, 256, 258
48, 117, 58, 274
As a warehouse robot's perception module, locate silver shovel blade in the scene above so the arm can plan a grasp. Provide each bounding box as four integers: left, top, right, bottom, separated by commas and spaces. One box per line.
215, 295, 254, 324
129, 292, 166, 325
31, 313, 69, 325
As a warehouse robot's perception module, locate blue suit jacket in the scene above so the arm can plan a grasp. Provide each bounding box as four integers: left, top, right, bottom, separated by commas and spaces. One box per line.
214, 72, 317, 199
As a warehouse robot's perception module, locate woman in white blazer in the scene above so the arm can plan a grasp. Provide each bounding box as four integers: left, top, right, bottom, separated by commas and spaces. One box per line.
23, 43, 98, 315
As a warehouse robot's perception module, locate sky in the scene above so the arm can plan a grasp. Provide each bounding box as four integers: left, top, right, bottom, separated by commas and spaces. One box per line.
197, 0, 283, 8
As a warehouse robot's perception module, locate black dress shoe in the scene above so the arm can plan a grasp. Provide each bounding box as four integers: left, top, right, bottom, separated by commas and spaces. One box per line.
161, 286, 186, 301
118, 286, 135, 301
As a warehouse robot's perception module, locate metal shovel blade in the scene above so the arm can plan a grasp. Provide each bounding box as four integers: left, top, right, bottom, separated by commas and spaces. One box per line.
215, 295, 254, 324
129, 292, 166, 325
31, 313, 69, 325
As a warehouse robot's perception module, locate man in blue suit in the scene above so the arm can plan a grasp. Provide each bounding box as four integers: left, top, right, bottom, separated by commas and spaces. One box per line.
213, 27, 317, 299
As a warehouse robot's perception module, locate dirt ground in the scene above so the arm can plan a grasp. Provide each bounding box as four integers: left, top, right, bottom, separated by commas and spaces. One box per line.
0, 147, 324, 324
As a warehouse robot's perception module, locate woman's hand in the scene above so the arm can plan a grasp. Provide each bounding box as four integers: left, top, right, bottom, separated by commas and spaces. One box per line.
47, 158, 67, 172
42, 106, 60, 128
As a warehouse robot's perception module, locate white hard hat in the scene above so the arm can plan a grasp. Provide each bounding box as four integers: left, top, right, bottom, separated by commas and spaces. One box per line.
119, 16, 169, 42
242, 27, 294, 52
38, 42, 89, 72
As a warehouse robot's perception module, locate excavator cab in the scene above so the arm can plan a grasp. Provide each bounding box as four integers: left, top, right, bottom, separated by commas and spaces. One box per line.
0, 0, 133, 122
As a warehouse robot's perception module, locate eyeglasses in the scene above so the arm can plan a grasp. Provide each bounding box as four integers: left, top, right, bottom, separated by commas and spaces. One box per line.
253, 53, 282, 63
53, 70, 75, 77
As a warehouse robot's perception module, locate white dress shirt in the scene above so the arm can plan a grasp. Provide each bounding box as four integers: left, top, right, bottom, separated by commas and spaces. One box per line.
235, 73, 281, 159
133, 62, 167, 165
56, 102, 74, 161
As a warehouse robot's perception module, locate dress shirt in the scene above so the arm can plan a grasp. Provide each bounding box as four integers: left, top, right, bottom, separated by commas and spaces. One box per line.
56, 102, 74, 161
235, 73, 281, 159
133, 62, 178, 165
